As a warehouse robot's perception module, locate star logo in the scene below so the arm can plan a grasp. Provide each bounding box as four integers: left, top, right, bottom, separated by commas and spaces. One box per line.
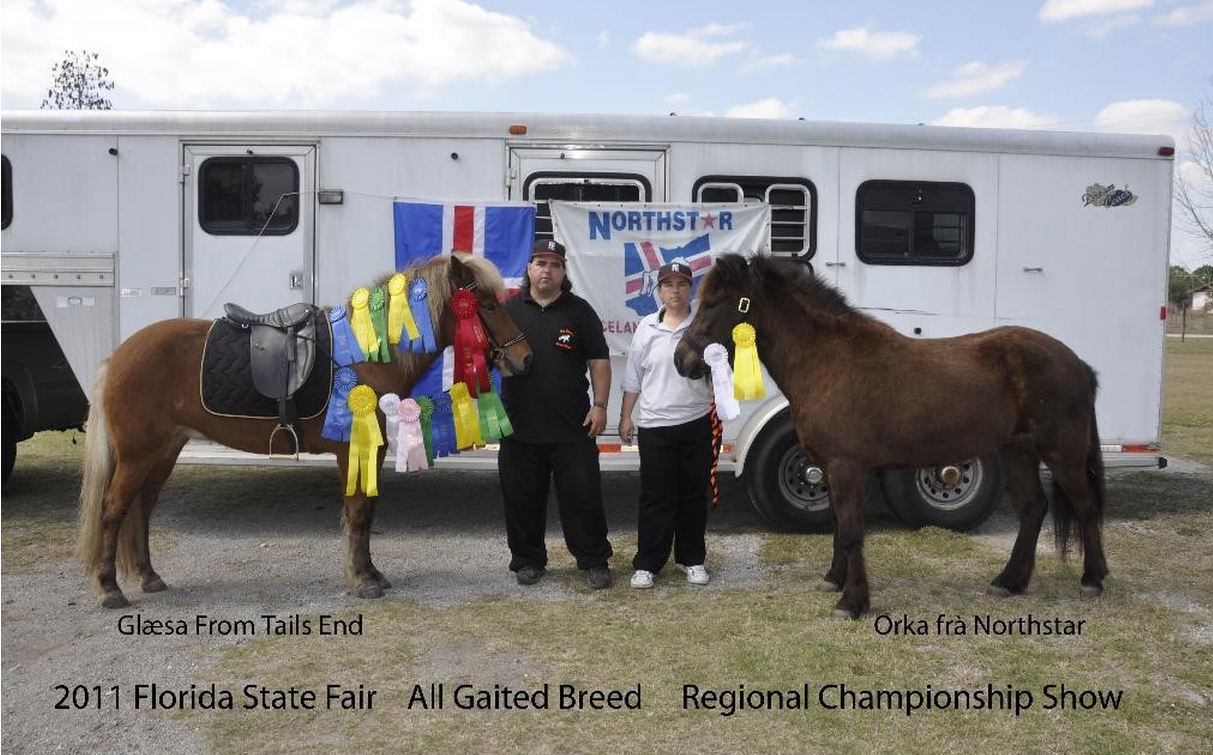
701, 213, 717, 230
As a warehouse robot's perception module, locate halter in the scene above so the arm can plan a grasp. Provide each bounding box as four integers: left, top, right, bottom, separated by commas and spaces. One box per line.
736, 258, 754, 315
459, 282, 526, 363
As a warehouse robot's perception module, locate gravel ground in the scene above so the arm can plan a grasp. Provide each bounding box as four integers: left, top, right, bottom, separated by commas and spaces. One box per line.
1, 467, 784, 754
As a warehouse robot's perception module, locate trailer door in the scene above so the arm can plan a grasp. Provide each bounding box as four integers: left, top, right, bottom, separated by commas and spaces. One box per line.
183, 145, 315, 318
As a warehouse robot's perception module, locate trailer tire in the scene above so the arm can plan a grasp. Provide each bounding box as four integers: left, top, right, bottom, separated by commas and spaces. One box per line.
2, 400, 16, 484
745, 413, 833, 532
879, 452, 1003, 531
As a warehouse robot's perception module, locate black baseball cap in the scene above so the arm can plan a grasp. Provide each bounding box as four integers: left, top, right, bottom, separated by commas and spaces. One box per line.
530, 239, 567, 261
658, 261, 692, 283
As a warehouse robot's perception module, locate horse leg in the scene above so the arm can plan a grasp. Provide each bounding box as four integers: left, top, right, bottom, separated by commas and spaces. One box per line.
1052, 465, 1108, 598
826, 461, 869, 619
818, 529, 845, 592
990, 445, 1047, 596
130, 439, 187, 593
94, 458, 156, 608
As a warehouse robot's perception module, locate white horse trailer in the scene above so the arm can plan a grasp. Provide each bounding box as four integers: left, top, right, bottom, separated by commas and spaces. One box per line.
0, 110, 1173, 530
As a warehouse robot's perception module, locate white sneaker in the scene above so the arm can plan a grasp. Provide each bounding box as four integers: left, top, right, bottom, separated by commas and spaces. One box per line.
677, 563, 710, 585
630, 569, 655, 589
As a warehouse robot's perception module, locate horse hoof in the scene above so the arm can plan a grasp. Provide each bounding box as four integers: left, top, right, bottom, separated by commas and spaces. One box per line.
1080, 585, 1103, 599
374, 575, 392, 590
987, 584, 1014, 598
355, 584, 384, 599
815, 580, 842, 592
101, 593, 130, 609
832, 608, 861, 620
142, 577, 168, 593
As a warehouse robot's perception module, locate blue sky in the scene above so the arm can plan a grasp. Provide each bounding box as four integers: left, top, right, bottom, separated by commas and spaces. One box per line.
2, 0, 1211, 263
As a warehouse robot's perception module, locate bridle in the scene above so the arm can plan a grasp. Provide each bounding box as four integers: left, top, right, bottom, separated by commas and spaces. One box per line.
459, 282, 527, 365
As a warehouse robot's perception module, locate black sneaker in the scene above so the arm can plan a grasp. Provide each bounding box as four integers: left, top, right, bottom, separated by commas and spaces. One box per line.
586, 565, 612, 590
516, 565, 545, 586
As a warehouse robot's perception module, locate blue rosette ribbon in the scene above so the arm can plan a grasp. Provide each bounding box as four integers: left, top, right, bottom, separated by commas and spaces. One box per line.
407, 278, 439, 353
328, 305, 365, 367
321, 366, 359, 442
430, 392, 458, 457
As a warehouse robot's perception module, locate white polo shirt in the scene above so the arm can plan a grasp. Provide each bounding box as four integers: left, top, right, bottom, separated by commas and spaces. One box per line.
621, 306, 714, 428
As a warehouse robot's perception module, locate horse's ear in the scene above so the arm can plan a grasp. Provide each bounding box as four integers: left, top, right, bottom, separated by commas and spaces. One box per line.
448, 253, 470, 286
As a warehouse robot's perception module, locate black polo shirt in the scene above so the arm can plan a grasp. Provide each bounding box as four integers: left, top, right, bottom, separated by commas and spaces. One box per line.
501, 289, 609, 443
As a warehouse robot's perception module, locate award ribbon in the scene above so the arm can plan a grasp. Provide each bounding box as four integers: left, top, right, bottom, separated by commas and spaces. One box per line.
430, 393, 457, 458
378, 392, 401, 460
345, 385, 383, 497
397, 398, 429, 472
387, 273, 421, 346
476, 388, 514, 441
368, 287, 391, 363
349, 288, 379, 359
703, 343, 742, 421
407, 278, 439, 353
449, 289, 490, 396
321, 366, 359, 442
731, 323, 766, 400
416, 396, 436, 464
328, 306, 365, 367
449, 382, 484, 450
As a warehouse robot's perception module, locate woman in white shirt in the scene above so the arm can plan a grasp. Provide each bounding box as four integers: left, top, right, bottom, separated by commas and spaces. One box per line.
619, 261, 716, 589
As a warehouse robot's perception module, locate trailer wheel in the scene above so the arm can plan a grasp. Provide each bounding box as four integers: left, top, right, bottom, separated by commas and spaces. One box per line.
2, 398, 16, 484
745, 413, 833, 532
879, 452, 1003, 531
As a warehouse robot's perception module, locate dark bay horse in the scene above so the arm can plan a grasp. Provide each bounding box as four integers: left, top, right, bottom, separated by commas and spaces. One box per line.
674, 254, 1107, 618
78, 253, 532, 609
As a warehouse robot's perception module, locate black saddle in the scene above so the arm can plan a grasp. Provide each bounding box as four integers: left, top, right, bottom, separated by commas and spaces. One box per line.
221, 302, 321, 455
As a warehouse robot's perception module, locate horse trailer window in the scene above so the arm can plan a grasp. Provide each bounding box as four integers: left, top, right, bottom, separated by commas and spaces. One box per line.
199, 157, 298, 235
1, 155, 12, 230
856, 181, 974, 265
693, 176, 815, 256
525, 173, 650, 241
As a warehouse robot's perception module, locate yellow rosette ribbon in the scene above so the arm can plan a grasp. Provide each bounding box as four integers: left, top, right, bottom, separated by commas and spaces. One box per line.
449, 382, 484, 450
345, 384, 384, 497
731, 322, 766, 400
387, 273, 420, 345
349, 287, 379, 358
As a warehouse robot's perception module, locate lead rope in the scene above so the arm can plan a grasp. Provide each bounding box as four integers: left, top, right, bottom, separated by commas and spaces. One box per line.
709, 403, 723, 508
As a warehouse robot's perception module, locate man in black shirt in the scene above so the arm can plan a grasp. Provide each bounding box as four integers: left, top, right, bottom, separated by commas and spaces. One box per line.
499, 239, 614, 588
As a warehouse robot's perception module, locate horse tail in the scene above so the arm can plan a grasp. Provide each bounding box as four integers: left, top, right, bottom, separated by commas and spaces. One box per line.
76, 362, 116, 578
1052, 361, 1105, 559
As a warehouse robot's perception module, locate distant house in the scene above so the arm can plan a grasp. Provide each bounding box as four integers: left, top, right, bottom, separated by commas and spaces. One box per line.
1192, 284, 1212, 312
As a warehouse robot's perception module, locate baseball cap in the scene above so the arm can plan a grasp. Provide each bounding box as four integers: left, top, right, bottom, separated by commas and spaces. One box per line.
530, 239, 567, 261
658, 261, 692, 283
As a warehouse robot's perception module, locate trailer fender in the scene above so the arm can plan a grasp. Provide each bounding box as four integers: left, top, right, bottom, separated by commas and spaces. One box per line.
730, 396, 790, 477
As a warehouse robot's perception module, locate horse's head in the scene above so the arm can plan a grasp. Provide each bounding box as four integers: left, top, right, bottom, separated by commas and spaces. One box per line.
447, 253, 533, 376
675, 253, 756, 380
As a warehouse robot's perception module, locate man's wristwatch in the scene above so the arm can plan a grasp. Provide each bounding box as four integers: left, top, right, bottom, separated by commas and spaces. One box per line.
592, 401, 607, 409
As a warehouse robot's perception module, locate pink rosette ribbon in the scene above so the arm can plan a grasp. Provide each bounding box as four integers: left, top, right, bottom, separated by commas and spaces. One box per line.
703, 343, 741, 422
397, 398, 429, 472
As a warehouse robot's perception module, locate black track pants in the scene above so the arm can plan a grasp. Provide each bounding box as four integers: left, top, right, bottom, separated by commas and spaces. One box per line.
632, 414, 714, 573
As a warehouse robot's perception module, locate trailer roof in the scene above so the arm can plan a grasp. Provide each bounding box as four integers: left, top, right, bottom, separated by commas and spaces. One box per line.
1, 109, 1173, 159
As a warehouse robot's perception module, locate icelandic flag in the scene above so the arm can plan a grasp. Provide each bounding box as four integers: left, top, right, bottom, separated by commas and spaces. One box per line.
623, 233, 714, 317
393, 201, 535, 290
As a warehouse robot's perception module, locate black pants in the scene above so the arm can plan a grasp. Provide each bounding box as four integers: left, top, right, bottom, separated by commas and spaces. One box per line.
633, 414, 714, 573
499, 437, 612, 571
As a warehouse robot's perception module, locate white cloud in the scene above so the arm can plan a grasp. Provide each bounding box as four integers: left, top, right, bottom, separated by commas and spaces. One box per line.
740, 53, 798, 74
632, 23, 750, 66
1083, 13, 1142, 36
1039, 0, 1154, 23
1, 0, 572, 108
664, 92, 691, 106
931, 105, 1060, 129
1095, 99, 1189, 145
816, 27, 920, 61
926, 60, 1028, 99
1154, 1, 1213, 25
725, 97, 794, 119
597, 30, 609, 48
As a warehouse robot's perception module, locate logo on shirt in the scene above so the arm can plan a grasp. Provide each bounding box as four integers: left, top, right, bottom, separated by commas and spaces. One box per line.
556, 328, 574, 350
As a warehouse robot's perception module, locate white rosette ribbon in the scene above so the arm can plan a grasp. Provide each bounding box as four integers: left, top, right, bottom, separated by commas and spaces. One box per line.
379, 393, 401, 465
703, 343, 741, 421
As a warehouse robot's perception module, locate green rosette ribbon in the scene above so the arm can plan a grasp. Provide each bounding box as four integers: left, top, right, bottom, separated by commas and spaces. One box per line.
368, 287, 392, 363
476, 388, 513, 441
416, 396, 435, 465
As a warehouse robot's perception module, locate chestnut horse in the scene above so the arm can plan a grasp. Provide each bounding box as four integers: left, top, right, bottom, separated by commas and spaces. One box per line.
78, 253, 532, 609
674, 254, 1107, 619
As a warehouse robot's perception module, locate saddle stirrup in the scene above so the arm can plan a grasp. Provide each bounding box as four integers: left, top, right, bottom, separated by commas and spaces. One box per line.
268, 422, 302, 461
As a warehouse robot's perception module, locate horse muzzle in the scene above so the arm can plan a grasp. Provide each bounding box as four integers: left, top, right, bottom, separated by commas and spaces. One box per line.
673, 338, 708, 380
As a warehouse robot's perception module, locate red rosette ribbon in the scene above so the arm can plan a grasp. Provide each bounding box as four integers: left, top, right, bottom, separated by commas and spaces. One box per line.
449, 289, 490, 396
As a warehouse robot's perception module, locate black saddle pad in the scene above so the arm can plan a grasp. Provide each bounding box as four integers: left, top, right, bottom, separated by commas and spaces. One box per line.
201, 317, 334, 420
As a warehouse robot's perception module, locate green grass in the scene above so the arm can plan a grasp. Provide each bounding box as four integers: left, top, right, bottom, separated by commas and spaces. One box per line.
1163, 338, 1213, 466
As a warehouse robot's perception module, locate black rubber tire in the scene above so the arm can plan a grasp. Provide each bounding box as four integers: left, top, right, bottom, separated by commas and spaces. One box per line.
1, 436, 13, 484
2, 397, 16, 484
879, 452, 1004, 531
744, 412, 833, 532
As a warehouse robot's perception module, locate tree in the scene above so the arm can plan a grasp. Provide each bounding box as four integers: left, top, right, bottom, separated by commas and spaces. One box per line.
41, 50, 114, 110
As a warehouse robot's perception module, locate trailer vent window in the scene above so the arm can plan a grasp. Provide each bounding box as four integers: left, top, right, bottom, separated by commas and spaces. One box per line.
856, 180, 974, 266
1, 155, 11, 230
525, 174, 650, 241
693, 176, 815, 257
199, 157, 299, 236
